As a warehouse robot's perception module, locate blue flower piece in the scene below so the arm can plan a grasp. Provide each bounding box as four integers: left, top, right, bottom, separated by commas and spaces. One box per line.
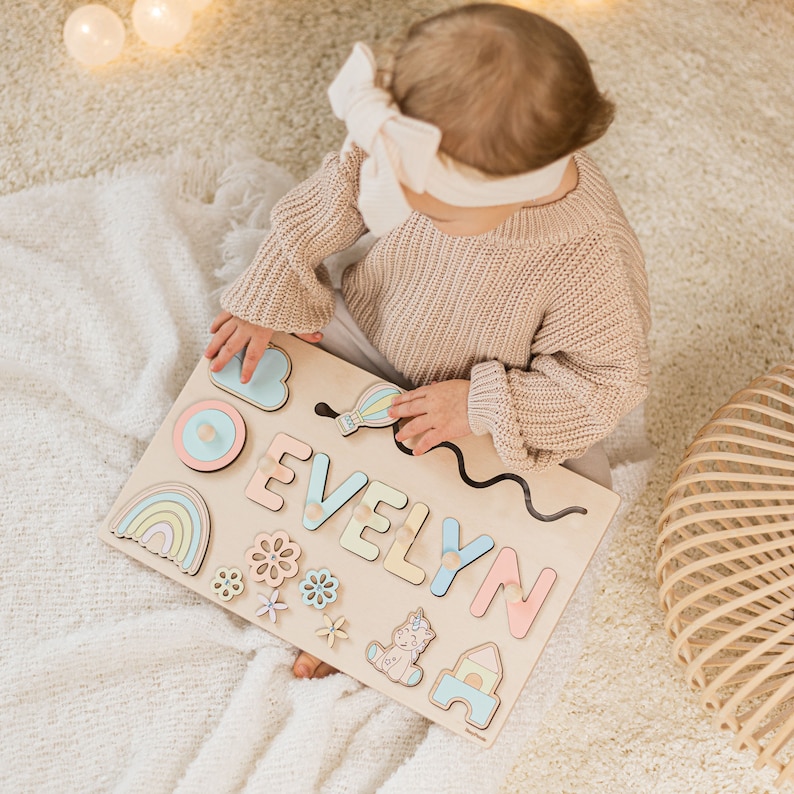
299, 568, 339, 610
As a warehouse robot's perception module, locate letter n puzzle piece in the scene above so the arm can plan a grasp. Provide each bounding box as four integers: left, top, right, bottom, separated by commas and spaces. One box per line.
469, 547, 557, 639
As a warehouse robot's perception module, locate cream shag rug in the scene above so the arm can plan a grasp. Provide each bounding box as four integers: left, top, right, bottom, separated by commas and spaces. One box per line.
1, 1, 793, 792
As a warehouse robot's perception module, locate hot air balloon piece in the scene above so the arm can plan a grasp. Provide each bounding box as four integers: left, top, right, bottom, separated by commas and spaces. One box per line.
335, 382, 402, 437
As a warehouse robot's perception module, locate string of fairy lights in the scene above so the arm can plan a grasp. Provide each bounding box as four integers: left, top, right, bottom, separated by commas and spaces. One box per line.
63, 0, 212, 66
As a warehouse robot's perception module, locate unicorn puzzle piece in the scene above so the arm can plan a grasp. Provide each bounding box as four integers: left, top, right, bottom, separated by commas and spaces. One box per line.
366, 608, 435, 687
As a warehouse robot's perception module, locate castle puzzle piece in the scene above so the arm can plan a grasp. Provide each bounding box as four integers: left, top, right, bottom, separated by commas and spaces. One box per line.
429, 642, 503, 729
100, 332, 621, 747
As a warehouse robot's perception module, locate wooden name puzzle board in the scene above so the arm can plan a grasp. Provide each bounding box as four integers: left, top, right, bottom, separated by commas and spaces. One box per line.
100, 333, 620, 747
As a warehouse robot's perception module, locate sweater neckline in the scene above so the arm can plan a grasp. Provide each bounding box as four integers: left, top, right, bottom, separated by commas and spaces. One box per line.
481, 151, 609, 245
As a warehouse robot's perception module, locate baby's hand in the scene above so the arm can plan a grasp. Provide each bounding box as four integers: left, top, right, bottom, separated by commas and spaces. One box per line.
389, 379, 472, 455
204, 311, 275, 384
205, 311, 324, 383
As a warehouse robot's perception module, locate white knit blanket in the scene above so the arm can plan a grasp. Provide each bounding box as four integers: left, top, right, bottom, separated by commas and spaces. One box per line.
0, 151, 654, 793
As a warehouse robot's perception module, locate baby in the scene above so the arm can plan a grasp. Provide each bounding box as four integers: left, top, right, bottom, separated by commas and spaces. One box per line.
205, 3, 650, 678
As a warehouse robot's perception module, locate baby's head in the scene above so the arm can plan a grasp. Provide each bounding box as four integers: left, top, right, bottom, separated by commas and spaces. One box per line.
388, 3, 614, 176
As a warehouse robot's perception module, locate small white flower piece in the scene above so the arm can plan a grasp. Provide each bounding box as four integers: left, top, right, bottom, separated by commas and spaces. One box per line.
255, 589, 288, 623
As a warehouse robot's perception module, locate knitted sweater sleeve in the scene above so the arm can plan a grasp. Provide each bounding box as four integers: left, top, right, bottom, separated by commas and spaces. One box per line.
220, 148, 367, 332
467, 227, 650, 473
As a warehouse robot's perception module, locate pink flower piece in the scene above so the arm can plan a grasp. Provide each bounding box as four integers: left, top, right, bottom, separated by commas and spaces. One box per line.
245, 530, 302, 587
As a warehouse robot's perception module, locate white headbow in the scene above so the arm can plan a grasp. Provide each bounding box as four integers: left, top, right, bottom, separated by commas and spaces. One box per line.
327, 43, 570, 236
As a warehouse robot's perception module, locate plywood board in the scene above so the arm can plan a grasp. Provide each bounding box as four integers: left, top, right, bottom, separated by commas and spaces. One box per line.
100, 333, 620, 747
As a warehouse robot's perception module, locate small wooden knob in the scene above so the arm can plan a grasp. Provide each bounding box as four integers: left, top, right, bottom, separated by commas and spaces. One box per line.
353, 503, 373, 523
304, 502, 324, 523
395, 525, 414, 545
257, 455, 277, 477
196, 423, 216, 442
442, 551, 461, 570
505, 583, 523, 603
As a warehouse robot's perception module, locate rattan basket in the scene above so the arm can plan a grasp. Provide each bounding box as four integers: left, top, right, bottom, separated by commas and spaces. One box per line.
657, 362, 794, 787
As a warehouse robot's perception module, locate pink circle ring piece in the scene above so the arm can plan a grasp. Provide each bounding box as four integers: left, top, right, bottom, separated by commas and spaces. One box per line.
173, 399, 246, 472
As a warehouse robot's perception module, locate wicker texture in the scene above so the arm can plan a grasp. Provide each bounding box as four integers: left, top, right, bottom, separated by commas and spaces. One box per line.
657, 363, 794, 787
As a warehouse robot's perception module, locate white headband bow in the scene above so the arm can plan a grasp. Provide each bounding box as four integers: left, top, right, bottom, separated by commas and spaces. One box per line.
327, 43, 570, 236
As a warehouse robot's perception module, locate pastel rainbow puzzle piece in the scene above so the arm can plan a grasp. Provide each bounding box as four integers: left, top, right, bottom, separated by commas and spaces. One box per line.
100, 332, 621, 747
109, 482, 211, 575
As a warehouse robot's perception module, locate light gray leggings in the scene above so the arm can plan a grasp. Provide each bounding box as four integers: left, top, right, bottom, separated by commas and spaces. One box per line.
317, 290, 612, 489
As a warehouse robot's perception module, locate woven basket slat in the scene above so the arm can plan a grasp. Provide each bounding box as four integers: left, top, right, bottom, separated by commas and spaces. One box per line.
657, 362, 794, 787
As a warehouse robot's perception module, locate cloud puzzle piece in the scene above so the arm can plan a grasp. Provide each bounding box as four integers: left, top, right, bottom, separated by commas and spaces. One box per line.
209, 345, 292, 411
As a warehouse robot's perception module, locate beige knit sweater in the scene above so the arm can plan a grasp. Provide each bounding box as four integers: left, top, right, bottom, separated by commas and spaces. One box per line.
222, 146, 651, 473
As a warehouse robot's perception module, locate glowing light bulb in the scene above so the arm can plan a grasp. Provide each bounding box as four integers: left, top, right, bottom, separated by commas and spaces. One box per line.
132, 0, 192, 47
63, 5, 125, 66
335, 383, 403, 436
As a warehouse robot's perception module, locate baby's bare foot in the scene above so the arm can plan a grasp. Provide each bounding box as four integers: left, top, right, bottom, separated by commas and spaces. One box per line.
293, 650, 338, 679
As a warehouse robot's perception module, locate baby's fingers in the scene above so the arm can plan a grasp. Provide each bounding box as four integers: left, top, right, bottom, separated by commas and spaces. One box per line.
209, 310, 233, 334
208, 341, 241, 374
395, 414, 432, 444
410, 429, 444, 456
239, 332, 272, 383
204, 322, 235, 363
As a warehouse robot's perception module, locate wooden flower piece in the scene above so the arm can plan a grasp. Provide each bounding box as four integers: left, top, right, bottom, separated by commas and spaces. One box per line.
211, 566, 245, 602
316, 614, 348, 648
245, 530, 302, 587
299, 568, 339, 609
255, 589, 288, 624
